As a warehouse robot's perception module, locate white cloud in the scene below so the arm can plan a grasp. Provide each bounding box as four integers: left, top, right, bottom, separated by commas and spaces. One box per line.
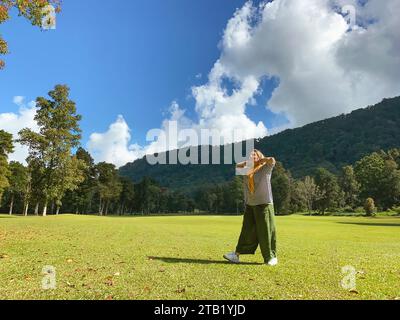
49, 0, 400, 167
12, 96, 25, 106
87, 115, 145, 168
0, 97, 38, 164
90, 0, 400, 167
209, 0, 400, 127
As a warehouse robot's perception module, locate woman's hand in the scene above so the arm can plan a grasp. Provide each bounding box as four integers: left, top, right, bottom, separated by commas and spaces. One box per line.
236, 161, 247, 169
257, 157, 276, 167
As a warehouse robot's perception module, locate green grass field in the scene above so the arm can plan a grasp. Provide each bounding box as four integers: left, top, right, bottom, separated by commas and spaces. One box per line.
1, 214, 399, 300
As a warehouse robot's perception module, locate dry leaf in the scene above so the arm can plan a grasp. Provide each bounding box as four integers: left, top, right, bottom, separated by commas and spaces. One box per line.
66, 258, 73, 263
176, 287, 186, 294
349, 289, 359, 294
105, 276, 114, 286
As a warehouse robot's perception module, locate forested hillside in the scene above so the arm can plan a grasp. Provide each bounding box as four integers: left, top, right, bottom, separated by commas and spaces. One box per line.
120, 97, 400, 193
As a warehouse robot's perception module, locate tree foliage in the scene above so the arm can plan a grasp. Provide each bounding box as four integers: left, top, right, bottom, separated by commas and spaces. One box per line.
18, 84, 85, 215
0, 130, 13, 203
120, 97, 400, 193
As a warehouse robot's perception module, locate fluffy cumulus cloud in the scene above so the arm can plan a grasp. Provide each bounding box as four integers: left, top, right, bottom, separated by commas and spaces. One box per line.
0, 97, 38, 164
10, 0, 397, 167
87, 115, 145, 168
88, 0, 400, 166
210, 0, 400, 127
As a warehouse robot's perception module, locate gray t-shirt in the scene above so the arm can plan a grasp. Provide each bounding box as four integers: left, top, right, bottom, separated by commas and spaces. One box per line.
243, 163, 275, 206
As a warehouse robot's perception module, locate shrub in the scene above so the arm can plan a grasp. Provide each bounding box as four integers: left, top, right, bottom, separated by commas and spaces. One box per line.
340, 206, 355, 213
391, 206, 400, 215
354, 207, 365, 214
364, 198, 377, 216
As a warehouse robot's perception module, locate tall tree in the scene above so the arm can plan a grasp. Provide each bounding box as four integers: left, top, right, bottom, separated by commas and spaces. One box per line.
118, 177, 135, 215
6, 161, 28, 215
340, 165, 360, 208
228, 176, 244, 215
354, 151, 400, 210
63, 147, 97, 214
0, 0, 61, 69
96, 162, 122, 215
18, 85, 85, 216
314, 168, 342, 215
296, 176, 320, 214
271, 162, 291, 215
27, 158, 45, 215
0, 130, 13, 204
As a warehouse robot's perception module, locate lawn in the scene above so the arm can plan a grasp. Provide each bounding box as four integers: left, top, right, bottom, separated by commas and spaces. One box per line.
0, 214, 399, 300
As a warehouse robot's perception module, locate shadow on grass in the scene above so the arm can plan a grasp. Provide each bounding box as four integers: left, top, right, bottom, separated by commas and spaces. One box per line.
148, 256, 261, 266
338, 222, 400, 227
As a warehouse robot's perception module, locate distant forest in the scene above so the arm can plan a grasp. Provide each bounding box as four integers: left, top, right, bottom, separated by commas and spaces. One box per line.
1, 87, 399, 216
120, 96, 400, 193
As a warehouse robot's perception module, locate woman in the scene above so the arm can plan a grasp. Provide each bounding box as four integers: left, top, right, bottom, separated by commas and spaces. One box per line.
224, 149, 278, 266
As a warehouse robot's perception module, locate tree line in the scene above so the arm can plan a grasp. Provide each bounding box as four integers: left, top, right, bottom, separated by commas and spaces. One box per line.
1, 85, 400, 216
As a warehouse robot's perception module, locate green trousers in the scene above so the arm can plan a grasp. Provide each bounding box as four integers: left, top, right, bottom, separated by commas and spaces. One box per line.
236, 204, 277, 263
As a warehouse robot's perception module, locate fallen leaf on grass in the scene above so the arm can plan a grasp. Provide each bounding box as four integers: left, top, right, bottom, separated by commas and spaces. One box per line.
0, 254, 9, 259
66, 282, 75, 288
66, 259, 73, 263
349, 289, 359, 294
114, 272, 120, 277
176, 287, 186, 294
105, 295, 113, 300
105, 276, 114, 286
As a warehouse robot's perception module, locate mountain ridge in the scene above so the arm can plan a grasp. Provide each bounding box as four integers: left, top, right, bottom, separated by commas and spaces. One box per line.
120, 96, 400, 193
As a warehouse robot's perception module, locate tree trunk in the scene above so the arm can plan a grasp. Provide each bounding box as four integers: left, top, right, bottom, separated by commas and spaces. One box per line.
43, 202, 48, 217
34, 202, 39, 216
24, 201, 29, 216
56, 206, 60, 215
105, 201, 109, 215
9, 195, 14, 215
99, 199, 103, 216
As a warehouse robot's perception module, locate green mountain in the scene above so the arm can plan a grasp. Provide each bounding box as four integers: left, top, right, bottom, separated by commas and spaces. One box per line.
120, 96, 400, 193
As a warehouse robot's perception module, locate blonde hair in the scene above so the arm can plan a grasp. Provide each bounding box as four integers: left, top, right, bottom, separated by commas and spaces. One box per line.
252, 149, 265, 160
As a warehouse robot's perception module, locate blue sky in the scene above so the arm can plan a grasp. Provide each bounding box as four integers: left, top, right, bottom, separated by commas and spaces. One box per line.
1, 0, 398, 166
0, 0, 284, 147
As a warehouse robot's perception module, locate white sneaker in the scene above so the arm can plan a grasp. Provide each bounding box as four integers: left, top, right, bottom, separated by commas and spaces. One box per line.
223, 252, 240, 264
267, 258, 278, 266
